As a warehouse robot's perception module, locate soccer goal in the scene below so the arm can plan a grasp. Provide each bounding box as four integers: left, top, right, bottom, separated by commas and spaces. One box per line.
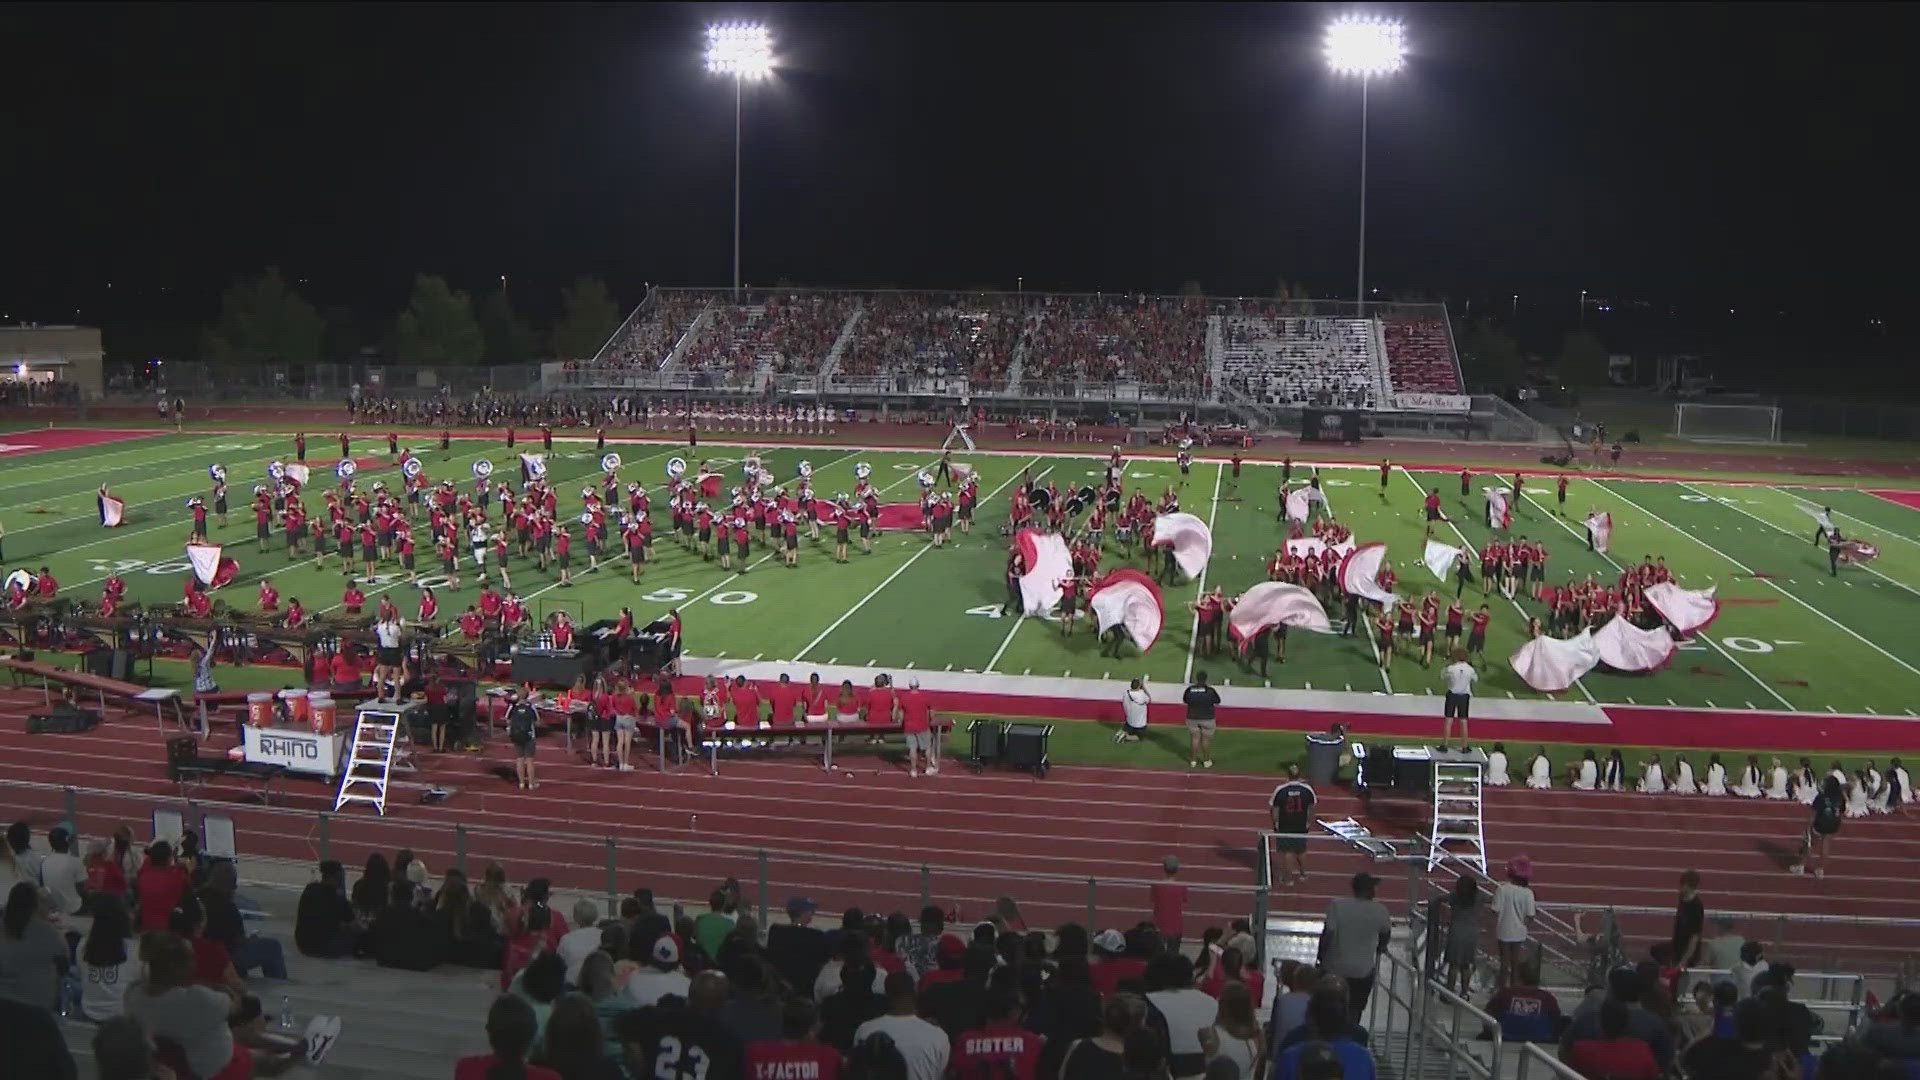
1672, 402, 1782, 444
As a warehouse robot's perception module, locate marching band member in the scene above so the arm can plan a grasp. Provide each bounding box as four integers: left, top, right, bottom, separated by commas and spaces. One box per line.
493, 529, 514, 590
554, 525, 573, 585
417, 586, 440, 627
341, 579, 366, 616
212, 476, 229, 529
780, 508, 800, 568
188, 497, 209, 543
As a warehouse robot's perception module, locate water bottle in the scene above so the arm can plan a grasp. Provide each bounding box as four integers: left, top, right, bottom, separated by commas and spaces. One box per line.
279, 994, 294, 1031
59, 972, 79, 1016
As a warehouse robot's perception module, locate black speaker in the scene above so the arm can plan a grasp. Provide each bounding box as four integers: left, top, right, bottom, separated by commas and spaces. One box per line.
27, 708, 100, 734
110, 650, 137, 682
1002, 723, 1052, 775
83, 649, 114, 677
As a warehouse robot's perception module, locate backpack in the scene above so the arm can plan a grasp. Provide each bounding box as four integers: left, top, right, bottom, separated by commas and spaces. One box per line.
508, 704, 535, 745
1813, 798, 1841, 833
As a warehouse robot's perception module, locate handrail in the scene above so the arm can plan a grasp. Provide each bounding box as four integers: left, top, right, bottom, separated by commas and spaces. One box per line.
1513, 1041, 1588, 1080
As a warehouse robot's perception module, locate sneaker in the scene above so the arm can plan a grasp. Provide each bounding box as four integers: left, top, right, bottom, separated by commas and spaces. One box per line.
1203, 760, 1214, 769
305, 1016, 342, 1065
1788, 864, 1804, 875
1814, 867, 1825, 879
1189, 761, 1198, 769
617, 763, 634, 772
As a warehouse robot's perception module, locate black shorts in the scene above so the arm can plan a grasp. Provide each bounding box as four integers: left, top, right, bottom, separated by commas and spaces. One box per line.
1445, 623, 1462, 639
700, 526, 713, 543
215, 499, 227, 515
958, 503, 973, 520
1061, 595, 1078, 615
836, 527, 850, 544
558, 551, 570, 568
517, 527, 531, 546
630, 546, 644, 565
1444, 692, 1470, 719
257, 522, 270, 541
402, 552, 416, 570
1419, 627, 1434, 644
859, 522, 871, 538
1467, 632, 1486, 652
496, 550, 509, 567
362, 542, 377, 561
377, 646, 403, 666
1426, 507, 1441, 521
717, 535, 730, 555
591, 711, 614, 734
1273, 833, 1307, 854
1530, 563, 1545, 583
785, 535, 798, 551
442, 556, 457, 574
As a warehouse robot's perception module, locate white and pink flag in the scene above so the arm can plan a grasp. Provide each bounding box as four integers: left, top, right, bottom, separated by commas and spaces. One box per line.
99, 493, 125, 528
1422, 539, 1464, 581
1337, 542, 1398, 606
1594, 615, 1677, 672
1151, 512, 1213, 580
1485, 487, 1512, 530
1644, 581, 1720, 636
1584, 511, 1612, 554
186, 543, 223, 586
1284, 486, 1325, 523
1510, 629, 1601, 692
1015, 528, 1073, 617
1089, 569, 1165, 651
1228, 582, 1332, 651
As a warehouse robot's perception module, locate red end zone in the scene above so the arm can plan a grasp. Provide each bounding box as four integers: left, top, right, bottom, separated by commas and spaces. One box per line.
0, 427, 168, 456
1867, 489, 1920, 512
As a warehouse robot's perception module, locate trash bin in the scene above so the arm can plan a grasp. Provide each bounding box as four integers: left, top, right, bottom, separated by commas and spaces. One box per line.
1304, 731, 1343, 784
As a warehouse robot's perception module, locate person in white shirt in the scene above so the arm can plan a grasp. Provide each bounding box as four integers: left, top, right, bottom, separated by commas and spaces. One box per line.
626, 934, 690, 1006
1116, 678, 1150, 743
1440, 651, 1476, 750
1491, 855, 1538, 988
555, 899, 604, 986
4, 822, 44, 886
853, 970, 950, 1080
40, 826, 88, 916
80, 895, 140, 1021
1144, 952, 1221, 1079
372, 616, 405, 700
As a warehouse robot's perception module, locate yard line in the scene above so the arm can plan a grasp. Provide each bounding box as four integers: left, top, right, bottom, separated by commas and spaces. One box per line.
982, 462, 1059, 673
1772, 487, 1920, 551
1596, 480, 1920, 681
796, 455, 1035, 662
1688, 483, 1920, 600
1399, 467, 1597, 703
1315, 467, 1390, 693
1509, 476, 1795, 710
1180, 461, 1227, 686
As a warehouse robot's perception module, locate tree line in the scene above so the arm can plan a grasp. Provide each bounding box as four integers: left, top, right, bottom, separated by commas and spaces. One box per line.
201, 269, 622, 367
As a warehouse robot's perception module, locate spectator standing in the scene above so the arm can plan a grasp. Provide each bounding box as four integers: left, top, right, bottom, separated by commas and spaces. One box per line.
1144, 952, 1219, 1079
1491, 856, 1537, 988
747, 997, 846, 1080
853, 970, 952, 1080
201, 861, 287, 980
135, 840, 192, 932
1318, 872, 1391, 1023
1439, 875, 1482, 995
895, 905, 945, 979
768, 896, 832, 992
1150, 856, 1188, 951
1269, 764, 1317, 886
1181, 671, 1221, 769
1564, 999, 1660, 1079
40, 827, 86, 917
1671, 870, 1706, 968
1790, 777, 1845, 878
692, 889, 733, 961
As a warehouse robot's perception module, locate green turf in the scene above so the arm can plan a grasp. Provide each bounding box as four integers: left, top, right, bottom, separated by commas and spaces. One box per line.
7, 433, 1920, 718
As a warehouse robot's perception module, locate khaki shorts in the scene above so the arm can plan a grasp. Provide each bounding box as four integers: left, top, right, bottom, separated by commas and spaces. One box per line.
1187, 717, 1217, 735
904, 730, 933, 753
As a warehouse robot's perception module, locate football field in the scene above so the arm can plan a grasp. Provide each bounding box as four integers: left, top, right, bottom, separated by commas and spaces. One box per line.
6, 427, 1920, 718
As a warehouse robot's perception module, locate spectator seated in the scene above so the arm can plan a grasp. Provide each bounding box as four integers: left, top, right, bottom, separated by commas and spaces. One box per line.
834, 292, 1027, 386
682, 293, 859, 380
1384, 317, 1463, 394
1217, 315, 1377, 408
592, 293, 713, 370
1021, 295, 1208, 392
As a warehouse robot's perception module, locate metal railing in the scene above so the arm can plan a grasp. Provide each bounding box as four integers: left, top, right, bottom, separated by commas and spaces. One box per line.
2, 778, 1261, 935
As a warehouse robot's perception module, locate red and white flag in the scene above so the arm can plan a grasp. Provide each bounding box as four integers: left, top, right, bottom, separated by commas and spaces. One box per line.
186, 543, 223, 586
1485, 487, 1512, 530
1015, 528, 1073, 617
284, 463, 311, 488
1644, 581, 1720, 636
1423, 539, 1464, 580
697, 472, 724, 498
99, 491, 125, 528
1284, 486, 1324, 523
1089, 569, 1165, 651
1510, 629, 1601, 692
1594, 615, 1676, 672
1584, 511, 1612, 554
1228, 582, 1332, 651
1337, 542, 1397, 606
1151, 512, 1213, 580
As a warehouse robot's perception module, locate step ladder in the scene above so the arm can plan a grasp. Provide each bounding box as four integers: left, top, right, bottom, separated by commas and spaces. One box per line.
333, 707, 408, 815
1428, 750, 1489, 873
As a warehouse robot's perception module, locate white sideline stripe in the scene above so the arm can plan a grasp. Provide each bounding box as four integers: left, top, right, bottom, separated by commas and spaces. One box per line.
1599, 480, 1920, 681
797, 455, 1035, 662
1511, 478, 1795, 711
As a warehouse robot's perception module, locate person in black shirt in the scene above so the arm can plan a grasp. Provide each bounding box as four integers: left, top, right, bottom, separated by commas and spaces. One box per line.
819, 959, 887, 1052
295, 860, 362, 958
1681, 998, 1786, 1080
1181, 671, 1221, 769
1269, 765, 1318, 886
370, 878, 443, 971
766, 896, 831, 996
1671, 870, 1705, 967
614, 971, 744, 1079
1792, 777, 1846, 878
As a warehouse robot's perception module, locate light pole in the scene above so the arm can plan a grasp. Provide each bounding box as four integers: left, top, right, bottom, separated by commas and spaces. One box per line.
1579, 288, 1587, 329
705, 22, 773, 296
1324, 15, 1406, 310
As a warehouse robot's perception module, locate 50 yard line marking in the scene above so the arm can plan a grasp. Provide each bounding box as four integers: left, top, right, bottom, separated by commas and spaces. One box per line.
791, 454, 1036, 663
1508, 475, 1793, 710
1594, 479, 1920, 683
1180, 461, 1226, 685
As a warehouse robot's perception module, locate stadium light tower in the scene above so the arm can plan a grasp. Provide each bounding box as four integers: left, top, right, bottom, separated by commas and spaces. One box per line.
705, 22, 774, 295
1323, 14, 1406, 308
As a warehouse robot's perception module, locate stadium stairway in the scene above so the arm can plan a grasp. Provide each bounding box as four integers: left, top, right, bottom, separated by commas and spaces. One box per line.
659, 300, 720, 374
817, 305, 864, 382
59, 879, 493, 1079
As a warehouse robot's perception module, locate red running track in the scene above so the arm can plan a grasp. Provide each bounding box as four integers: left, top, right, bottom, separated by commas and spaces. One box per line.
0, 688, 1914, 973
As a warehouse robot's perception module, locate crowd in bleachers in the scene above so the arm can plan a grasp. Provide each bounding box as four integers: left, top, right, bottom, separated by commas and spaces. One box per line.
1023, 296, 1209, 390
592, 295, 713, 371
680, 294, 859, 380
1381, 319, 1461, 395
835, 294, 1027, 385
0, 379, 83, 405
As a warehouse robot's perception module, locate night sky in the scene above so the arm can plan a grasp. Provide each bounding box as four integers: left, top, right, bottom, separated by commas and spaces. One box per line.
1, 3, 1909, 362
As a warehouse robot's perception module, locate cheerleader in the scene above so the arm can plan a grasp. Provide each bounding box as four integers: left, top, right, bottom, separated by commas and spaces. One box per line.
1526, 747, 1552, 789
1486, 742, 1512, 787
1733, 755, 1764, 798
1704, 754, 1728, 796
1765, 758, 1791, 800
1865, 761, 1889, 814
1603, 749, 1626, 792
1828, 760, 1850, 791
700, 675, 724, 733
1889, 757, 1912, 811
1671, 754, 1699, 795
1845, 770, 1871, 818
1637, 754, 1666, 794
1794, 758, 1819, 804
1571, 749, 1599, 791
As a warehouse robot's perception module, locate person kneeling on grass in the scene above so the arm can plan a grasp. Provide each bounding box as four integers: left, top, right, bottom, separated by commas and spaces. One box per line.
1116, 679, 1150, 743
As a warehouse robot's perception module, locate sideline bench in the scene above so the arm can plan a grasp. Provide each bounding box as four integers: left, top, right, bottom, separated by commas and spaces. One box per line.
3, 656, 188, 731
676, 718, 954, 775
165, 735, 286, 803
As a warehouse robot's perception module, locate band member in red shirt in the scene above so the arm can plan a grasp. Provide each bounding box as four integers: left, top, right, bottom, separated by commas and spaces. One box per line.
731, 512, 752, 572
478, 585, 503, 627
780, 510, 800, 568
554, 527, 573, 586
1379, 457, 1392, 500
1375, 606, 1395, 671
338, 432, 350, 459
457, 607, 484, 640
1056, 571, 1080, 637
1467, 605, 1491, 664
341, 580, 365, 615
99, 586, 121, 619
295, 432, 307, 462
417, 586, 440, 626
1444, 598, 1465, 649
99, 573, 124, 601
1422, 488, 1445, 540
1460, 468, 1471, 499
1419, 594, 1441, 666
36, 567, 58, 599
